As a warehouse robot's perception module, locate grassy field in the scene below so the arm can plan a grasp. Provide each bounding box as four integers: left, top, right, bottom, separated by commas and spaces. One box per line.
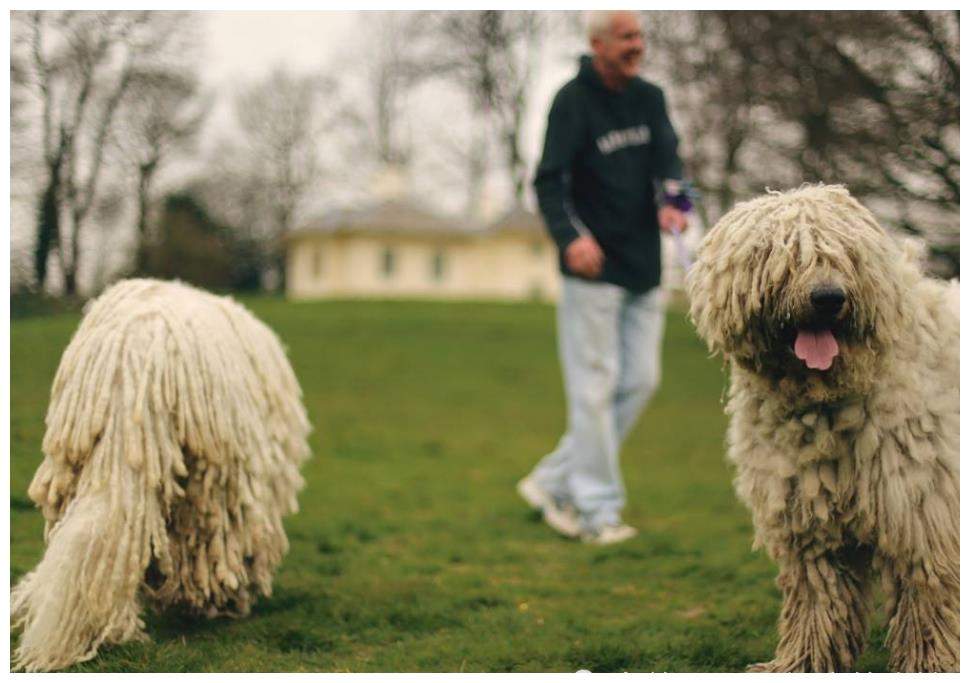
9, 297, 892, 672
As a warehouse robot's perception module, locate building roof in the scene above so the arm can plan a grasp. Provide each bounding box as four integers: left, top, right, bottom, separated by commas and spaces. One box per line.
289, 197, 476, 241
486, 206, 546, 236
289, 198, 547, 242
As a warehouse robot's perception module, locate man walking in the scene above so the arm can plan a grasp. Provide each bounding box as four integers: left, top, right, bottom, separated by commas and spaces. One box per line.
518, 11, 689, 545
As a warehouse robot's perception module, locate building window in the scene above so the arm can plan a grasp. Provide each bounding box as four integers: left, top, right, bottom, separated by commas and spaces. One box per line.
381, 246, 396, 278
430, 249, 446, 282
311, 243, 324, 280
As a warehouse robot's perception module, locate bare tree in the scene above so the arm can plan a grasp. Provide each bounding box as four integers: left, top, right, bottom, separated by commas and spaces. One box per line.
13, 10, 195, 295
233, 67, 332, 291
116, 69, 209, 273
640, 11, 763, 224
641, 10, 958, 271
192, 141, 271, 239
423, 11, 548, 208
362, 13, 430, 167
9, 39, 33, 153
709, 10, 961, 274
324, 10, 439, 205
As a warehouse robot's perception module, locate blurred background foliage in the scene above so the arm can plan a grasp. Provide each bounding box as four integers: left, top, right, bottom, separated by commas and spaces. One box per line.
9, 10, 960, 304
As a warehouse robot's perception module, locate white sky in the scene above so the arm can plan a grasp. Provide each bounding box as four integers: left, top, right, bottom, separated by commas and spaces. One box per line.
196, 10, 585, 214
199, 11, 360, 85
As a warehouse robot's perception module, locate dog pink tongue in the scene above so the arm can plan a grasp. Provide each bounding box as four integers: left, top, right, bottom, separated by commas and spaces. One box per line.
794, 329, 839, 370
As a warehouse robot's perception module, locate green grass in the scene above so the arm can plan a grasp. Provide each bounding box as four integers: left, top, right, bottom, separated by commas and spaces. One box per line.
9, 297, 891, 672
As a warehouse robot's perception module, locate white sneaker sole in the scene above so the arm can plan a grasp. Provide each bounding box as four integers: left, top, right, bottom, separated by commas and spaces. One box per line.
582, 525, 638, 545
543, 505, 582, 538
516, 476, 551, 511
517, 477, 582, 538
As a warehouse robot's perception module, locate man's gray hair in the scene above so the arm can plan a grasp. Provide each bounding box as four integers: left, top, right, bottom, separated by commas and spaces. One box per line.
584, 10, 639, 41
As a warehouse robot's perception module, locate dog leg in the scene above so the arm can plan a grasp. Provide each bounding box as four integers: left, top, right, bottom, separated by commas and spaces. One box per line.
878, 450, 959, 672
882, 556, 959, 672
748, 545, 871, 672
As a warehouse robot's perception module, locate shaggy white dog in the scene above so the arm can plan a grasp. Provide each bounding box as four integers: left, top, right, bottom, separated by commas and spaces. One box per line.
11, 279, 311, 672
686, 185, 958, 672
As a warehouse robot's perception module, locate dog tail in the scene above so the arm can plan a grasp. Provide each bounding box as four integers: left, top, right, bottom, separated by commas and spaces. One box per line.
10, 284, 179, 671
10, 482, 152, 672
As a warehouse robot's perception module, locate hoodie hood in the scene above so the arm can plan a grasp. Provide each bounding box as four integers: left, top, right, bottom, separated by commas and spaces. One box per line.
578, 55, 609, 91
578, 54, 636, 94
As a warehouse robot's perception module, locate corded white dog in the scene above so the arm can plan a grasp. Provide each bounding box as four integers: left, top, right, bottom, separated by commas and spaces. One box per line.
11, 279, 312, 671
686, 185, 958, 672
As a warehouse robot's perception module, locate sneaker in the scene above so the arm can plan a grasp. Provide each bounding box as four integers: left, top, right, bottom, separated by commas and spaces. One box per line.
516, 476, 582, 539
542, 500, 582, 539
581, 523, 638, 546
516, 475, 552, 511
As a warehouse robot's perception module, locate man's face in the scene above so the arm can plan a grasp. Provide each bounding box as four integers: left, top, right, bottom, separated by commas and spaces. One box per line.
591, 12, 644, 82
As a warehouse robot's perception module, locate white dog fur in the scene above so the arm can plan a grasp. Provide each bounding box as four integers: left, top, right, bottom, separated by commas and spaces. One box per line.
686, 185, 958, 672
11, 279, 311, 671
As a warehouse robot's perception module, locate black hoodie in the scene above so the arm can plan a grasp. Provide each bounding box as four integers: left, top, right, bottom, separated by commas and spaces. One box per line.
533, 55, 683, 293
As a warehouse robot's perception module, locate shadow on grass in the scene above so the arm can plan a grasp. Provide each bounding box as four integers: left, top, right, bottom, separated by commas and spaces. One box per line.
271, 627, 336, 653
565, 641, 642, 672
250, 588, 324, 618
11, 495, 35, 511
148, 610, 230, 641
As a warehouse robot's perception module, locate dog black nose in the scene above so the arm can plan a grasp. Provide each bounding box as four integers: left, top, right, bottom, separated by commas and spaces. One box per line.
811, 286, 846, 316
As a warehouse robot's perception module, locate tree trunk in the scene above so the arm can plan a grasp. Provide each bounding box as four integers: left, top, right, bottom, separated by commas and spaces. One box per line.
466, 131, 487, 217
61, 210, 83, 297
505, 125, 524, 207
274, 250, 287, 294
135, 161, 157, 274
34, 164, 61, 291
62, 267, 77, 297
273, 207, 290, 294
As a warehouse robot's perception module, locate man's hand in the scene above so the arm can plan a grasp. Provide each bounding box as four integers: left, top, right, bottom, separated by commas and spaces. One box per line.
659, 205, 687, 234
565, 235, 604, 278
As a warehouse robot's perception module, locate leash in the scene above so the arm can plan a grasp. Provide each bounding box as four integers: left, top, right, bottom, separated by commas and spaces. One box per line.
660, 179, 696, 273
672, 227, 692, 273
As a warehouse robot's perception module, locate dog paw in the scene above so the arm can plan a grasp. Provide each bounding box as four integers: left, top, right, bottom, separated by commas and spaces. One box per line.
890, 656, 959, 673
746, 659, 804, 673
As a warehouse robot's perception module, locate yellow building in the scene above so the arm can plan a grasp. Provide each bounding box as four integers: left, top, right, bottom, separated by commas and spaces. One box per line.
286, 200, 561, 302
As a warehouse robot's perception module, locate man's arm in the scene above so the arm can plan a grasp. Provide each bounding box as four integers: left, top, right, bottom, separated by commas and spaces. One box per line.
650, 88, 689, 233
533, 89, 585, 253
649, 88, 683, 182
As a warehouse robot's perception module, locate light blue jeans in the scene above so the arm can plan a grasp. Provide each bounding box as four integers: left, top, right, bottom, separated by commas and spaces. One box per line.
531, 276, 666, 531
